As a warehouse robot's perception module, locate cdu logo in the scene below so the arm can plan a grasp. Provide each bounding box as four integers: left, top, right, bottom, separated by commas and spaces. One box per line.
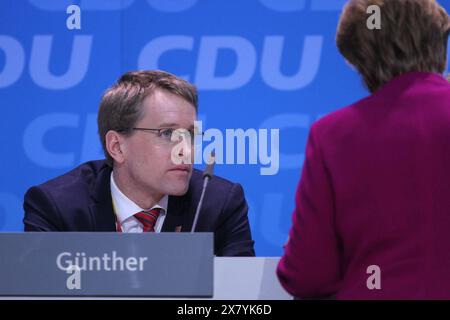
0, 0, 345, 91
137, 35, 323, 91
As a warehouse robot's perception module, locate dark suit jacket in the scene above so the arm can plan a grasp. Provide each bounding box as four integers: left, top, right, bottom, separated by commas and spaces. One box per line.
23, 160, 255, 257
277, 72, 450, 299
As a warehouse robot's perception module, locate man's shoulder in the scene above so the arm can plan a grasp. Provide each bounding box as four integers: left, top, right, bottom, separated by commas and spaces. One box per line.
189, 168, 240, 194
27, 160, 110, 197
187, 169, 245, 207
23, 160, 112, 231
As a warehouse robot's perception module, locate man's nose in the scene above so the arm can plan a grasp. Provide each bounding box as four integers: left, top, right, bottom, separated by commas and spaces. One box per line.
178, 136, 192, 163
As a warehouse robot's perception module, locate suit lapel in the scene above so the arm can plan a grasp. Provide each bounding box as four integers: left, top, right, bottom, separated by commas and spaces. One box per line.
162, 193, 192, 232
163, 170, 205, 232
88, 164, 116, 231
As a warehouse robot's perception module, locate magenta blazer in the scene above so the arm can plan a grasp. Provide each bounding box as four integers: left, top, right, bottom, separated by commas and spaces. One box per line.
277, 72, 450, 299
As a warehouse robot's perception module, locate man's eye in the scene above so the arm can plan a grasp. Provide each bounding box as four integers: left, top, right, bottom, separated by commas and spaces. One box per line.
159, 129, 174, 139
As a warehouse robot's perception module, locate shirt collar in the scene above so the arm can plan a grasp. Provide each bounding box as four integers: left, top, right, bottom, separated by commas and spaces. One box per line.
110, 172, 168, 224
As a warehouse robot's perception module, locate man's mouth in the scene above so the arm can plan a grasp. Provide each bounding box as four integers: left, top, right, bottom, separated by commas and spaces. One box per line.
168, 165, 191, 173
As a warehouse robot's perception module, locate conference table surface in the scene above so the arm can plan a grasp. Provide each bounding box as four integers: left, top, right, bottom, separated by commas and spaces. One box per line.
1, 257, 292, 300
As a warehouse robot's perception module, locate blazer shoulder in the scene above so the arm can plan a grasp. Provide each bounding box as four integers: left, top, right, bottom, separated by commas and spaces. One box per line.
25, 160, 110, 202
314, 95, 372, 130
23, 160, 111, 231
190, 168, 239, 194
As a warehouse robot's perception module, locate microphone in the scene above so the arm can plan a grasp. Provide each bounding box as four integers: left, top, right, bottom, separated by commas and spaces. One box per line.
190, 151, 216, 233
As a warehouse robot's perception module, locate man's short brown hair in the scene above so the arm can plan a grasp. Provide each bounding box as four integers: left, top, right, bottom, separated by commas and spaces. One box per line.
336, 0, 450, 92
97, 70, 198, 167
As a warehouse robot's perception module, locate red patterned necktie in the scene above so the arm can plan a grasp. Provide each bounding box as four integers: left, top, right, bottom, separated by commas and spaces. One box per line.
134, 208, 161, 232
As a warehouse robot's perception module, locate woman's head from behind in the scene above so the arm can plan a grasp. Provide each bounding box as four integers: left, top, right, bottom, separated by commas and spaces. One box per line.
336, 0, 450, 93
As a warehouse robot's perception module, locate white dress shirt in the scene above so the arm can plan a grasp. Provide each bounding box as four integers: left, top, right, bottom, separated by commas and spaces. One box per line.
110, 173, 168, 233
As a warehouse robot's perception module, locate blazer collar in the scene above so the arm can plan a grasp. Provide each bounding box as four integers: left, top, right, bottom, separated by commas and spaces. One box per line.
89, 163, 116, 231
162, 193, 192, 232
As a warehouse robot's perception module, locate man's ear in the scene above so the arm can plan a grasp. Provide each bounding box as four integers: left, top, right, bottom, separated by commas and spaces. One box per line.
105, 130, 125, 164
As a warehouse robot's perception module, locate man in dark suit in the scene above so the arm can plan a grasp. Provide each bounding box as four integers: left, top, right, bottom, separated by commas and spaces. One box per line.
23, 70, 255, 257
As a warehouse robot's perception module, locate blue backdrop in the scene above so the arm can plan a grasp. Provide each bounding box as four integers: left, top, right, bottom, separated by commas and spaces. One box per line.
2, 0, 450, 256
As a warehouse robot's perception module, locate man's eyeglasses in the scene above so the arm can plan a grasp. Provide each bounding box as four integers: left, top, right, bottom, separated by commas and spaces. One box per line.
117, 127, 203, 145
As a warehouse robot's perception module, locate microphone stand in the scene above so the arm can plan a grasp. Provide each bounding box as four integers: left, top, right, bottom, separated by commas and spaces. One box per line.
190, 151, 215, 233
